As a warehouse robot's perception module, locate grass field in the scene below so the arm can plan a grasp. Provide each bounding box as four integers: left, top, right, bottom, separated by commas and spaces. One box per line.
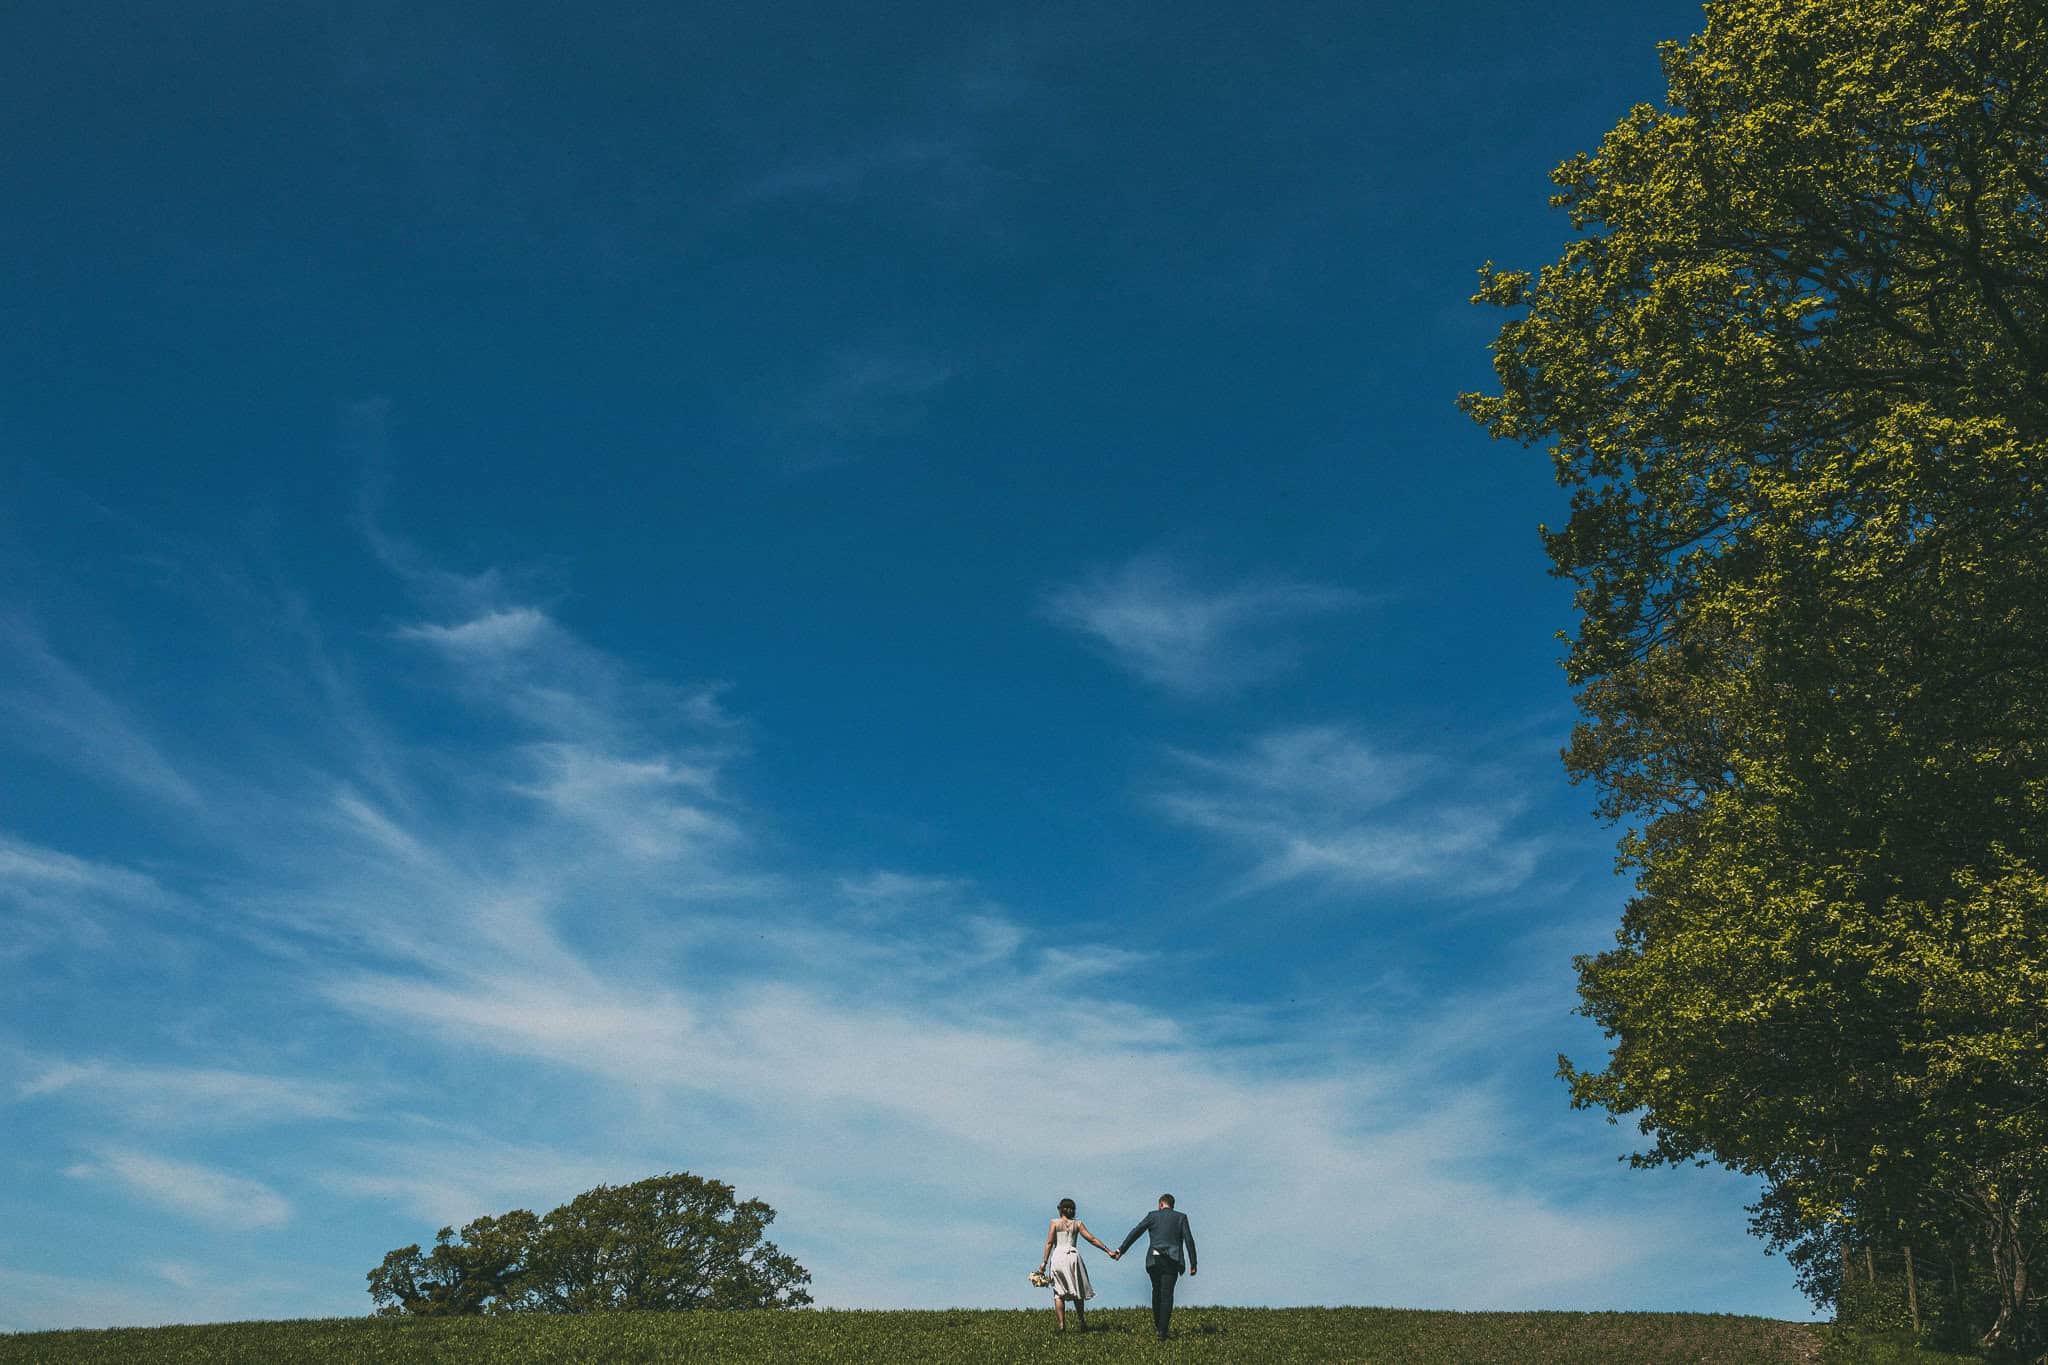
0, 1306, 1875, 1364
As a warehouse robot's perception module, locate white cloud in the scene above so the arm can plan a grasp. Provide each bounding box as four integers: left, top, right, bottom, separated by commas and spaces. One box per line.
0, 1261, 321, 1334
767, 346, 958, 471
1043, 555, 1360, 696
297, 602, 1716, 1309
322, 1134, 625, 1232
280, 590, 416, 813
1172, 725, 1427, 808
1154, 726, 1549, 898
836, 869, 971, 907
18, 1059, 360, 1129
310, 964, 1671, 1311
513, 743, 737, 863
0, 617, 205, 811
324, 970, 701, 1083
0, 837, 164, 902
0, 557, 1796, 1323
0, 835, 171, 962
723, 33, 1036, 228
332, 789, 435, 866
70, 1148, 292, 1230
393, 601, 738, 756
395, 606, 549, 654
735, 136, 975, 204
291, 746, 1636, 1312
150, 1261, 205, 1290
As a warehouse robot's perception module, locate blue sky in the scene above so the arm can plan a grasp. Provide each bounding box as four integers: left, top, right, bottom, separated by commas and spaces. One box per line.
0, 0, 1817, 1330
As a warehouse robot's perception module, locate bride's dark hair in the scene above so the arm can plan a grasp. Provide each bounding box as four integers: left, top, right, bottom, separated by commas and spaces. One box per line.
1057, 1198, 1076, 1216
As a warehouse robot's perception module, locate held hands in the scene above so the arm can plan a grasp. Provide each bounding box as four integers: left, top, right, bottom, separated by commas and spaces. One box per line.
1108, 1250, 1121, 1260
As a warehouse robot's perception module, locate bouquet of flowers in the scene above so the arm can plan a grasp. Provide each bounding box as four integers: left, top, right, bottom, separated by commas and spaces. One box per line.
1029, 1267, 1052, 1288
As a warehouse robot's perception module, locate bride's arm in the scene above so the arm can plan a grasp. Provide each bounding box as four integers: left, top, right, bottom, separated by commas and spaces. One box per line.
1041, 1221, 1057, 1268
1077, 1221, 1113, 1253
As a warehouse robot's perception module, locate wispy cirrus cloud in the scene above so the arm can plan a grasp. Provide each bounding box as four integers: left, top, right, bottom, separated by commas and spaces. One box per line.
725, 31, 1034, 216
308, 966, 1668, 1311
0, 836, 171, 963
733, 136, 979, 206
0, 1262, 310, 1336
762, 346, 959, 472
395, 605, 550, 654
835, 869, 971, 908
319, 1133, 625, 1236
1154, 725, 1549, 898
395, 595, 739, 753
1044, 554, 1361, 697
0, 837, 165, 904
18, 1058, 361, 1130
0, 616, 206, 811
0, 539, 1768, 1327
67, 1148, 292, 1230
512, 744, 738, 865
259, 587, 1649, 1309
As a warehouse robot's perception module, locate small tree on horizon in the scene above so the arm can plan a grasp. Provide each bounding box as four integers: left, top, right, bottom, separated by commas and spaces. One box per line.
367, 1171, 812, 1316
367, 1210, 539, 1317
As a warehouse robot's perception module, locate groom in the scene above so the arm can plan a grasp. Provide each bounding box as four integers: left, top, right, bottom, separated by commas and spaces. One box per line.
1112, 1193, 1196, 1340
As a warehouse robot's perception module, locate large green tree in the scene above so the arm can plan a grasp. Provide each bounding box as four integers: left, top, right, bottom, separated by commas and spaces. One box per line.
367, 1172, 812, 1316
518, 1172, 813, 1313
1462, 0, 2048, 1349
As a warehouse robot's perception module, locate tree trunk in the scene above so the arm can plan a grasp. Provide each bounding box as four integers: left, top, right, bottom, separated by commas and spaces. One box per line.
1950, 1245, 1961, 1338
1974, 1179, 2036, 1354
1840, 1230, 1854, 1320
1903, 1242, 1919, 1336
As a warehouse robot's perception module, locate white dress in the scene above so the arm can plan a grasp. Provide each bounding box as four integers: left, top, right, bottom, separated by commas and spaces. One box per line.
1047, 1222, 1095, 1301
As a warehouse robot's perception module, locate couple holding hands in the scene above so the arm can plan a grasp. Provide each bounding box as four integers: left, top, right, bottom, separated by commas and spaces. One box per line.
1037, 1193, 1197, 1340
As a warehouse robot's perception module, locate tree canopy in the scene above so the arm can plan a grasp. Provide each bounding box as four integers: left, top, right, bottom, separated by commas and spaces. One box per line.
366, 1209, 539, 1317
368, 1172, 813, 1316
1463, 0, 2047, 1349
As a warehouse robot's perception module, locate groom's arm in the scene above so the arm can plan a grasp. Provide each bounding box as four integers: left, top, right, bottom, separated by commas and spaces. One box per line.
1117, 1212, 1151, 1256
1182, 1214, 1196, 1274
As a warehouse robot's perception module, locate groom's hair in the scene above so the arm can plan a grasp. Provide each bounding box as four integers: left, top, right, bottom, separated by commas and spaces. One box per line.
1158, 1194, 1174, 1207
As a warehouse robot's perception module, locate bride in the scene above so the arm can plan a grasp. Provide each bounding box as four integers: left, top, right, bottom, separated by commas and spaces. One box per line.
1039, 1197, 1114, 1332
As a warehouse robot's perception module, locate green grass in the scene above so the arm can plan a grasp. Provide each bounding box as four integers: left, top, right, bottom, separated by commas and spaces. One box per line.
0, 1307, 1847, 1364
1813, 1327, 1993, 1364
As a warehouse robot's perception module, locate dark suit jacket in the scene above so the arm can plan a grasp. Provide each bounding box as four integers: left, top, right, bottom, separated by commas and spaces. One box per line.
1118, 1208, 1196, 1272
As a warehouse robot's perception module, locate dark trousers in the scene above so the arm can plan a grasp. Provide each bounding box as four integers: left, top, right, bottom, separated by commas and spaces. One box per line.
1147, 1254, 1182, 1338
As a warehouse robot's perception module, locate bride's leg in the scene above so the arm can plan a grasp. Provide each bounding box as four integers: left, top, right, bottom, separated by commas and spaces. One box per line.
1052, 1292, 1065, 1331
